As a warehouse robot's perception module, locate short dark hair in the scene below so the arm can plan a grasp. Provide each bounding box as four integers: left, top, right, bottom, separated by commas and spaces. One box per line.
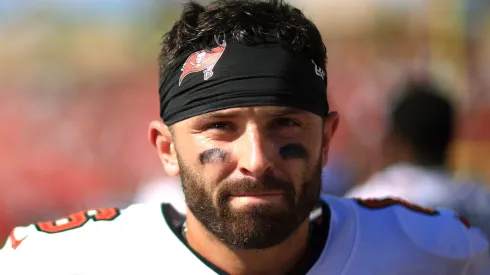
389, 80, 455, 166
158, 0, 326, 83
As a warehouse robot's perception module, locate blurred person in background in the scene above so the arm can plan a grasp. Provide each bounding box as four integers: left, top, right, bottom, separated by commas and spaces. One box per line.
345, 79, 490, 239
1, 1, 489, 274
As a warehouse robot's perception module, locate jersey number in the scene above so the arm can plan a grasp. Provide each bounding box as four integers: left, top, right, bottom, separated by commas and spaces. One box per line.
35, 208, 120, 234
355, 198, 439, 216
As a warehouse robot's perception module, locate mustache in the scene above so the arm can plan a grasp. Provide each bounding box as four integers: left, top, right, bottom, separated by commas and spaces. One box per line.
216, 174, 296, 200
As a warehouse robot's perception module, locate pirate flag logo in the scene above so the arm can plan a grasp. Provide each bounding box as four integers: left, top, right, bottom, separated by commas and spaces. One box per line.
179, 42, 227, 86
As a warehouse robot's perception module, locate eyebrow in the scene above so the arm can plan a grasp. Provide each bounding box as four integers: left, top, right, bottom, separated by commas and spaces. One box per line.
267, 107, 308, 117
199, 111, 241, 119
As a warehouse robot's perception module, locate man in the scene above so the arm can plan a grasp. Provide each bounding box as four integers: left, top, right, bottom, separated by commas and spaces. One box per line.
1, 1, 489, 274
345, 80, 490, 240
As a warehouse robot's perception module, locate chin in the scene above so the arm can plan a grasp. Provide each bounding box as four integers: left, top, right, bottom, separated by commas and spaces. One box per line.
215, 208, 299, 249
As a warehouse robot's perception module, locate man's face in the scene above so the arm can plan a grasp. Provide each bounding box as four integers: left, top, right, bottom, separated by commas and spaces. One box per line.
167, 106, 336, 249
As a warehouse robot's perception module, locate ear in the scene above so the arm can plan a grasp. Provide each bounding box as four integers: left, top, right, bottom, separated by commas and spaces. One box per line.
148, 120, 180, 176
321, 112, 339, 167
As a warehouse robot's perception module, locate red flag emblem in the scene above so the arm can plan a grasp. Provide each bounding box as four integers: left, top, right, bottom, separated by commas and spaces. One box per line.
179, 42, 226, 86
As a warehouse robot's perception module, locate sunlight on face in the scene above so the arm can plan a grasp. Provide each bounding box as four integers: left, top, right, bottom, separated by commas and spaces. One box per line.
172, 106, 328, 249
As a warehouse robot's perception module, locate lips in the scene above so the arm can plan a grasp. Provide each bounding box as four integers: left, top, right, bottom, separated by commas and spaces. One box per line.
230, 192, 284, 197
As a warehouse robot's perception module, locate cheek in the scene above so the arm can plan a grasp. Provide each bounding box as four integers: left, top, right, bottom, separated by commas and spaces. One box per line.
201, 164, 235, 189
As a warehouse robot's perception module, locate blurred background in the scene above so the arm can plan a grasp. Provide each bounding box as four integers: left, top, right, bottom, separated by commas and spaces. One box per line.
1, 0, 490, 245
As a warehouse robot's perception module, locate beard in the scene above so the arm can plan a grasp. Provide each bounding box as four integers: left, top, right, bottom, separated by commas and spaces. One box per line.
179, 158, 323, 250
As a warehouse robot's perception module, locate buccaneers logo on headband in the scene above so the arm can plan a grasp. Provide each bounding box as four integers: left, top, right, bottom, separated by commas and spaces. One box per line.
179, 42, 226, 86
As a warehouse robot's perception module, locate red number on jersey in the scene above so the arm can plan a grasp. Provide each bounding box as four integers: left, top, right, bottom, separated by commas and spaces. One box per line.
355, 198, 438, 216
35, 208, 120, 234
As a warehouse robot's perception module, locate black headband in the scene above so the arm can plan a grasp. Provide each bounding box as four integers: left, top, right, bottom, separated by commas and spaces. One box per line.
159, 41, 328, 125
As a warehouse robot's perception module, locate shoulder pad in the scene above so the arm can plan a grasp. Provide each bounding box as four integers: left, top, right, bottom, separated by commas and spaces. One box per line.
1, 207, 122, 253
355, 197, 489, 259
396, 207, 488, 259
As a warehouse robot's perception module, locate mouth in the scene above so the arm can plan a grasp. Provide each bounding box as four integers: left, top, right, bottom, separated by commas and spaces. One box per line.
230, 192, 284, 197
228, 192, 285, 207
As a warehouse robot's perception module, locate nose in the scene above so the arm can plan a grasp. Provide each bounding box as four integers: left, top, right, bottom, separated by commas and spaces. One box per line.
235, 124, 273, 178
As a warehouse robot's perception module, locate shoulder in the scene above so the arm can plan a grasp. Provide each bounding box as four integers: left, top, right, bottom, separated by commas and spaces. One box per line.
3, 207, 118, 250
322, 195, 489, 266
0, 203, 170, 272
359, 197, 488, 258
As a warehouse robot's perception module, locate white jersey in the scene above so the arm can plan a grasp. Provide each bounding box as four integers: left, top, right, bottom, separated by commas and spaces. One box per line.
1, 195, 489, 275
345, 163, 490, 239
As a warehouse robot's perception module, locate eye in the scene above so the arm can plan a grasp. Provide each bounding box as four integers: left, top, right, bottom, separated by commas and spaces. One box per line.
273, 118, 301, 128
202, 121, 236, 131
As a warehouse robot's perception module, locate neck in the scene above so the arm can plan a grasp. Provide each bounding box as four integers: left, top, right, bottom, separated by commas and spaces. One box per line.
384, 140, 447, 170
185, 209, 310, 275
